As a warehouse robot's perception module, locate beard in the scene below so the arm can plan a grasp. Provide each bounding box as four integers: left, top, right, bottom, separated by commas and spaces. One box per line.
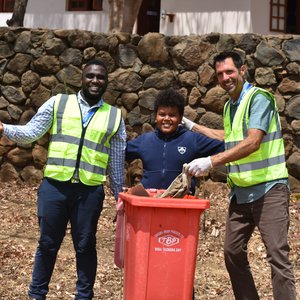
81, 85, 107, 102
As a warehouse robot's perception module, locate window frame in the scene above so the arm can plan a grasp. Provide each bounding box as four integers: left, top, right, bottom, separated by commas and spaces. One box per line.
92, 0, 102, 10
0, 0, 15, 12
269, 0, 287, 32
67, 0, 102, 11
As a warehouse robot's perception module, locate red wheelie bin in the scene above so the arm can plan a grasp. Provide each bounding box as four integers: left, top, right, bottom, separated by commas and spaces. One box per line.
115, 188, 210, 300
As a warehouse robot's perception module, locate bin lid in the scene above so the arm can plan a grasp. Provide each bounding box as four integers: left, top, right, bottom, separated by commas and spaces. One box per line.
119, 189, 210, 210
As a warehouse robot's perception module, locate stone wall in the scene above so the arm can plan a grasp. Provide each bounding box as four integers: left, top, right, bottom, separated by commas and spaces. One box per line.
1, 27, 300, 191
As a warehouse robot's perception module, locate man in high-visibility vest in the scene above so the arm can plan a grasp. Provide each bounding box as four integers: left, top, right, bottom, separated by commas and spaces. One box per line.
183, 51, 296, 300
0, 59, 126, 300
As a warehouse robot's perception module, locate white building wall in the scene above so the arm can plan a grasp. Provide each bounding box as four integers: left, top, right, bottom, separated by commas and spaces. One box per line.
250, 0, 271, 34
160, 0, 250, 34
0, 0, 273, 35
0, 0, 110, 32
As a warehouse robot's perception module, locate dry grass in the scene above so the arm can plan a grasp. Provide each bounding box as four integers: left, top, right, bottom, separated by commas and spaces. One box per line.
0, 181, 299, 299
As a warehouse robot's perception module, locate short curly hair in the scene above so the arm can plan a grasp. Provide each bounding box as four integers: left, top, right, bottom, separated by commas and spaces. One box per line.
154, 88, 185, 116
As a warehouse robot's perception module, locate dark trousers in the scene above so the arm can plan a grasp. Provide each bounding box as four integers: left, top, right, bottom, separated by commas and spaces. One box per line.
28, 178, 105, 300
224, 184, 296, 300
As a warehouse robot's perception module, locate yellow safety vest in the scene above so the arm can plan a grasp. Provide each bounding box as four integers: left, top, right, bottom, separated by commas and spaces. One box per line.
44, 94, 122, 185
224, 87, 288, 187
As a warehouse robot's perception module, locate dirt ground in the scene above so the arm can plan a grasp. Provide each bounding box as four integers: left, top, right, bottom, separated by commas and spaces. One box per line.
0, 180, 299, 300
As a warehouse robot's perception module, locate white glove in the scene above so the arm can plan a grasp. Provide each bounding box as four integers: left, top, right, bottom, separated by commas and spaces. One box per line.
182, 116, 195, 130
186, 157, 212, 177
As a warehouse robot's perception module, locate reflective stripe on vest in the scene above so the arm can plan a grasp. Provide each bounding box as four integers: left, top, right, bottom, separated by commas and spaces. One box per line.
224, 87, 288, 187
44, 94, 122, 185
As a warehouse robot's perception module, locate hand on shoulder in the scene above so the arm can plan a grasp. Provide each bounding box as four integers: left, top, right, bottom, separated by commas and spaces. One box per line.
182, 116, 195, 130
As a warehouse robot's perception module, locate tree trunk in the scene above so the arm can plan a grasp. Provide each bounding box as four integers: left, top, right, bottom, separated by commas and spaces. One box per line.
121, 0, 143, 33
108, 0, 143, 33
108, 0, 123, 33
6, 0, 28, 27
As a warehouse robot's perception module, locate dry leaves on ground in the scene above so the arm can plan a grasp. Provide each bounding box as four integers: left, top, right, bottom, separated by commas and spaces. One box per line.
0, 181, 299, 299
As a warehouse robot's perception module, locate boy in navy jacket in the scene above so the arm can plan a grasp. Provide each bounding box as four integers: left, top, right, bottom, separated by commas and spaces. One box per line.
126, 88, 224, 192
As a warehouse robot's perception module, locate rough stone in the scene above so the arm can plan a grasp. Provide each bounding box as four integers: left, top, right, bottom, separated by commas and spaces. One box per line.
200, 111, 224, 129
238, 33, 262, 54
83, 47, 97, 61
0, 27, 299, 189
291, 120, 300, 135
184, 105, 200, 122
201, 86, 229, 114
255, 67, 277, 86
14, 30, 32, 54
287, 152, 300, 180
6, 147, 33, 167
33, 55, 60, 75
0, 162, 19, 182
7, 53, 31, 75
286, 62, 300, 75
19, 108, 36, 125
32, 144, 48, 168
198, 63, 215, 86
0, 96, 9, 109
138, 88, 159, 111
95, 51, 116, 72
1, 85, 26, 105
28, 85, 51, 108
118, 44, 137, 67
278, 78, 300, 94
21, 71, 40, 93
92, 33, 109, 51
19, 165, 44, 184
188, 87, 201, 106
40, 75, 58, 89
7, 104, 23, 120
60, 48, 83, 66
254, 41, 285, 66
0, 110, 11, 123
45, 37, 67, 56
121, 93, 139, 111
288, 174, 300, 193
216, 34, 236, 52
2, 71, 20, 84
67, 30, 92, 49
137, 33, 169, 64
178, 71, 198, 87
127, 106, 151, 126
285, 95, 300, 119
274, 93, 286, 113
0, 41, 14, 58
56, 65, 82, 88
108, 68, 143, 92
0, 136, 15, 156
172, 40, 214, 70
143, 70, 174, 89
282, 38, 300, 62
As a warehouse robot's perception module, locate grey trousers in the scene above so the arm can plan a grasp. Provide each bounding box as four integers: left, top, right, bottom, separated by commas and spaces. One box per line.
224, 184, 297, 300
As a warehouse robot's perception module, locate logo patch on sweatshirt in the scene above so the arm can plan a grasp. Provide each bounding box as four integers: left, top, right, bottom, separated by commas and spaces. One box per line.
177, 146, 186, 154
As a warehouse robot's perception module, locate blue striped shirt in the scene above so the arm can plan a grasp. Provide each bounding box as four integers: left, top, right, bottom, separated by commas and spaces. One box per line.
3, 92, 126, 200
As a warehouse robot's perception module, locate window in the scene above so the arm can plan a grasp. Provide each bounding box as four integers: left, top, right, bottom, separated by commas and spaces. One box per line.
270, 0, 300, 33
270, 0, 287, 32
67, 0, 102, 11
0, 0, 15, 12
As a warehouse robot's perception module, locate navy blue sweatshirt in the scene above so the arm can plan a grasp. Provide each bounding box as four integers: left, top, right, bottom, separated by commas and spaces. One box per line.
126, 126, 224, 189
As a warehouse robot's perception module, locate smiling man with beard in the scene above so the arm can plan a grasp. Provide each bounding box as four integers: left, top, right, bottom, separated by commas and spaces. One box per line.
0, 59, 127, 300
183, 51, 297, 300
